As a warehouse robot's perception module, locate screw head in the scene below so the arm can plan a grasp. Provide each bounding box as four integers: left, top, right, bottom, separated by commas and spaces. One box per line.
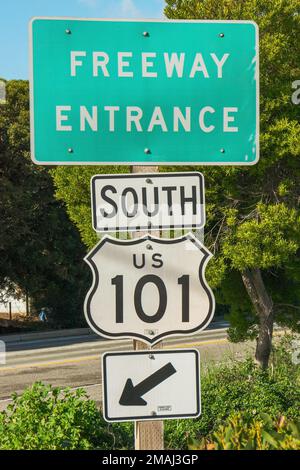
149, 330, 155, 336
149, 354, 155, 360
146, 178, 153, 184
68, 148, 73, 153
65, 29, 71, 35
151, 411, 157, 416
143, 31, 149, 37
219, 33, 225, 38
144, 148, 151, 155
220, 148, 225, 153
146, 244, 153, 250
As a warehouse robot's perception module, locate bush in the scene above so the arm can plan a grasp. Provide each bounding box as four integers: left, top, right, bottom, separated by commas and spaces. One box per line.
0, 382, 133, 450
189, 413, 300, 450
1, 335, 299, 450
165, 335, 300, 449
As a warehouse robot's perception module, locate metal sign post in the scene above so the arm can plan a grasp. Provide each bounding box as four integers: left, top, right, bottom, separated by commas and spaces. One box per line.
131, 165, 163, 450
133, 341, 164, 450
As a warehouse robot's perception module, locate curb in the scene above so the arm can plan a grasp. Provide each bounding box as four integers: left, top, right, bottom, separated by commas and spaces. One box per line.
0, 327, 94, 344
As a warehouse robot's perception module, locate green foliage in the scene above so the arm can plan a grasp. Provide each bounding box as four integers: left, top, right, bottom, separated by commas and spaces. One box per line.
1, 337, 298, 450
0, 81, 89, 326
222, 204, 300, 271
189, 413, 300, 450
0, 382, 133, 450
165, 335, 300, 449
164, 0, 300, 342
52, 165, 129, 249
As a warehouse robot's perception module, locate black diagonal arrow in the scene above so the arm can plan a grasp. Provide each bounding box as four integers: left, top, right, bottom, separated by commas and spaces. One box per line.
119, 362, 177, 406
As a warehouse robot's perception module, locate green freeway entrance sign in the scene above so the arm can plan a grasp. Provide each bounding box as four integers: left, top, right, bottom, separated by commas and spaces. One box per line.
29, 18, 259, 165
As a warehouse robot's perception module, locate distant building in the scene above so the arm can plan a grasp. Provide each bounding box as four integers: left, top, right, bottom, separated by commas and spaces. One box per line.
0, 286, 28, 317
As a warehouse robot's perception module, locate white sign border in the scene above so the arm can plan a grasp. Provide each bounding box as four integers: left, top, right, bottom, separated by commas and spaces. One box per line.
29, 17, 259, 166
91, 171, 205, 232
102, 348, 201, 422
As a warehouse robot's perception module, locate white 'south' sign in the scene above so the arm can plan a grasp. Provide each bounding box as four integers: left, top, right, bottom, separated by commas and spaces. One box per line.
91, 172, 205, 232
102, 349, 201, 422
84, 233, 215, 344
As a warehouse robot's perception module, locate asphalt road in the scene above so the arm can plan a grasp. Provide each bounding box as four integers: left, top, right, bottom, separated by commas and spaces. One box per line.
0, 324, 255, 411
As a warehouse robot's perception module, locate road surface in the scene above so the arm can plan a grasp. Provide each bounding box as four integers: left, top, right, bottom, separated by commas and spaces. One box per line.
0, 324, 255, 411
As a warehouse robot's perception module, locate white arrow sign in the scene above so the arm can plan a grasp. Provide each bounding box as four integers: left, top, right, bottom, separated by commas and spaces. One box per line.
84, 232, 215, 344
102, 349, 201, 422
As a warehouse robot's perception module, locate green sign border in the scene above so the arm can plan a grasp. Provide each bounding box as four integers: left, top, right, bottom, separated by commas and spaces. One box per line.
29, 18, 259, 166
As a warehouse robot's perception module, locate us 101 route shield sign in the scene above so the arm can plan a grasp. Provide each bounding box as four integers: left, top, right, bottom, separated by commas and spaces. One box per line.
84, 233, 215, 344
29, 18, 259, 165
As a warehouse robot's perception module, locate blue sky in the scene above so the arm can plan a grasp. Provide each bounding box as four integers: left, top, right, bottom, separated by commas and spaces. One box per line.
0, 0, 165, 79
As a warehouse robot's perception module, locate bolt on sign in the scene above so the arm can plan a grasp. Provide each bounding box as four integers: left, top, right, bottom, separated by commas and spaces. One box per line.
84, 233, 215, 344
91, 172, 205, 232
102, 349, 201, 422
29, 18, 259, 165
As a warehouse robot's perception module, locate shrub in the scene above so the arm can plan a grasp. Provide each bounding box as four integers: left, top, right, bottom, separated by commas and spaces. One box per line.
1, 335, 299, 450
165, 335, 300, 449
0, 382, 133, 450
189, 413, 300, 450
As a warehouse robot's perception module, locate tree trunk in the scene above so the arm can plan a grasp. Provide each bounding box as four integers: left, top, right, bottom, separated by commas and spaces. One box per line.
241, 268, 274, 369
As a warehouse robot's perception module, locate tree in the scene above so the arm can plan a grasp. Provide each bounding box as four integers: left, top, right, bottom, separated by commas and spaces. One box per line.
164, 0, 300, 367
0, 81, 88, 326
52, 165, 129, 250
51, 0, 300, 366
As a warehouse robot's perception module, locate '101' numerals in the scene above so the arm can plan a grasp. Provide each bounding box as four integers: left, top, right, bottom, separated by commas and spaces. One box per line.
111, 274, 190, 324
